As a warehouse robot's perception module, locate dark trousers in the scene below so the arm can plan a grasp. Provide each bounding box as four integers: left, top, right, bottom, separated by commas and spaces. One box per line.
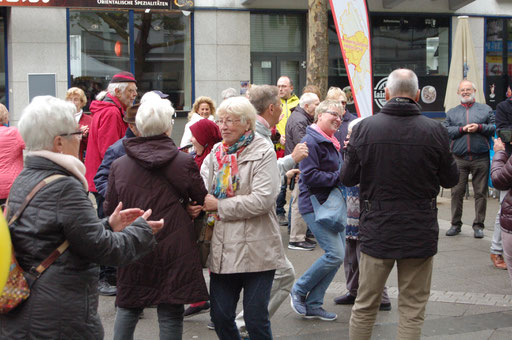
210, 270, 275, 340
93, 192, 116, 282
451, 156, 489, 229
276, 182, 287, 216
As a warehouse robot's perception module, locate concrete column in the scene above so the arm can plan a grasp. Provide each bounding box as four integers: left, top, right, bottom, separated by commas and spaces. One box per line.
8, 7, 68, 124
194, 9, 250, 106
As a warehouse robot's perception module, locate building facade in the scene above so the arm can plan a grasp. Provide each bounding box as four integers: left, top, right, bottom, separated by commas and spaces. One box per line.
1, 0, 512, 124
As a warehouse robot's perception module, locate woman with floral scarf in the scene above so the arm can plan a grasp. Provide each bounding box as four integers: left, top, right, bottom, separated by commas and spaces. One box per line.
201, 96, 286, 340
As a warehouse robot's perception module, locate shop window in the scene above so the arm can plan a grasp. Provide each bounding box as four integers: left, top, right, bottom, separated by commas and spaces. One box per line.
69, 10, 191, 111
328, 14, 449, 113
485, 18, 512, 109
250, 13, 306, 91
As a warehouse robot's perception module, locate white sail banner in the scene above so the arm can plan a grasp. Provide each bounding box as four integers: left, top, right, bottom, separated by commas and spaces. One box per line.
330, 0, 373, 117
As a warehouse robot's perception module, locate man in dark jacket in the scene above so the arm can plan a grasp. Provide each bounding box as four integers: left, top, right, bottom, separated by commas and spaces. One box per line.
443, 80, 495, 238
341, 68, 459, 340
285, 92, 319, 250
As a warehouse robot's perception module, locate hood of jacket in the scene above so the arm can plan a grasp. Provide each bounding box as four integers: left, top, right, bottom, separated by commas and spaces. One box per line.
123, 134, 179, 170
89, 93, 125, 115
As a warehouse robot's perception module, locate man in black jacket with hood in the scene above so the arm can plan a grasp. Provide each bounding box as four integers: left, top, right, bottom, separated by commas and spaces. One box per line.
341, 68, 459, 340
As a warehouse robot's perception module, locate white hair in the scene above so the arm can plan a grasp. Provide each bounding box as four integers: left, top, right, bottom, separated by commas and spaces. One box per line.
107, 82, 130, 96
221, 88, 238, 100
348, 117, 365, 133
217, 96, 257, 130
140, 91, 161, 103
386, 68, 419, 98
95, 90, 108, 101
136, 98, 175, 137
19, 96, 77, 151
300, 92, 319, 108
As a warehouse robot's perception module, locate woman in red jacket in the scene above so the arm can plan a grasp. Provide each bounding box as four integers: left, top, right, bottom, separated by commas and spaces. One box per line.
0, 103, 25, 205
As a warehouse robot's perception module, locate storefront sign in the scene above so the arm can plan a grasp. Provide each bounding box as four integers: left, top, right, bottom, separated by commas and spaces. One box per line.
0, 0, 193, 10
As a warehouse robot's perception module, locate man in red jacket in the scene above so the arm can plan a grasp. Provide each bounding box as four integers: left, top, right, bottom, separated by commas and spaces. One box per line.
84, 71, 137, 296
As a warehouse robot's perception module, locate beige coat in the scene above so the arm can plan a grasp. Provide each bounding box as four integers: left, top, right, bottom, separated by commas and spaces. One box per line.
201, 135, 286, 274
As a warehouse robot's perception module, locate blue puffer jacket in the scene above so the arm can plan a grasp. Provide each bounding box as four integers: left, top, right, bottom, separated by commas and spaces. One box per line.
93, 128, 136, 198
298, 126, 342, 215
443, 102, 495, 159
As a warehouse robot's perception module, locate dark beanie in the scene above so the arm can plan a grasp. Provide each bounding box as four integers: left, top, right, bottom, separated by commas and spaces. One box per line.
111, 71, 136, 84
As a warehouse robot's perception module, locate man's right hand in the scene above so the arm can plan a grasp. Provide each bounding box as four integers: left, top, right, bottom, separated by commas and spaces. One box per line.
291, 142, 308, 163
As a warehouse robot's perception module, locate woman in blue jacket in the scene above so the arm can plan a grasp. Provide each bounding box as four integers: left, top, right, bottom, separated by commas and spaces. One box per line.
289, 100, 345, 321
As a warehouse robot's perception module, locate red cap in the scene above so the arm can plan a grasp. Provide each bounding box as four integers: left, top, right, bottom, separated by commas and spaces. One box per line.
111, 71, 136, 84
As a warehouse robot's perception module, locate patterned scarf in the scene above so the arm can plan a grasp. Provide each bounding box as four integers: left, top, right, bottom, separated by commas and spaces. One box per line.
207, 130, 255, 226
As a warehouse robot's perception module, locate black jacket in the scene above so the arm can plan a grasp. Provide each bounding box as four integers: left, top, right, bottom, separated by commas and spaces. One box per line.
341, 97, 459, 259
284, 106, 314, 156
0, 156, 155, 340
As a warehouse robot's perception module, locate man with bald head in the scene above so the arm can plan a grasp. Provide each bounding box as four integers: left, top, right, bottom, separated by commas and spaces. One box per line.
443, 80, 495, 238
342, 69, 459, 339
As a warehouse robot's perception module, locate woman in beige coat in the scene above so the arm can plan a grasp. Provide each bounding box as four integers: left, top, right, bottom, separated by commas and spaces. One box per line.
201, 96, 285, 340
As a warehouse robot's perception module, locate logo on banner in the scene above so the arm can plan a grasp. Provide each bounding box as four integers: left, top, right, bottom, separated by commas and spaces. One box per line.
373, 77, 387, 109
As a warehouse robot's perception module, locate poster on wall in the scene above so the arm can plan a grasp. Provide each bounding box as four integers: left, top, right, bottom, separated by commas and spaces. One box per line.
0, 0, 193, 10
329, 0, 373, 118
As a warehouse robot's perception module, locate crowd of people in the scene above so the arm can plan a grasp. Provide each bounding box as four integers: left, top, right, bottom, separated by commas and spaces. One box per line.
0, 67, 512, 340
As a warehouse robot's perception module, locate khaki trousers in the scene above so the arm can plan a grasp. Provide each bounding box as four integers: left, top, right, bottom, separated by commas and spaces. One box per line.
349, 253, 433, 340
289, 183, 308, 243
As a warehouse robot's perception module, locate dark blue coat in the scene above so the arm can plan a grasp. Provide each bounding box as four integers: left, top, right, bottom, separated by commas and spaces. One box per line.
298, 126, 342, 215
93, 128, 135, 198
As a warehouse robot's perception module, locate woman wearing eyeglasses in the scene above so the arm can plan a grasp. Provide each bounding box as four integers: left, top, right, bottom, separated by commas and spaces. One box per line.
289, 100, 346, 322
1, 96, 162, 340
201, 96, 286, 339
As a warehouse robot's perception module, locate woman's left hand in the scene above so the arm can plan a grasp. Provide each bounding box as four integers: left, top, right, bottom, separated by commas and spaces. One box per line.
494, 138, 506, 152
203, 194, 218, 211
108, 202, 144, 232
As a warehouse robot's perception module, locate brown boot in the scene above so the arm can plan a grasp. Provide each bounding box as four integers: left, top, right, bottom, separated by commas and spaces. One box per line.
491, 254, 508, 270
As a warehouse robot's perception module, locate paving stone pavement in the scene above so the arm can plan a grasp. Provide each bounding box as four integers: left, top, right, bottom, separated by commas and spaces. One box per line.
98, 192, 512, 339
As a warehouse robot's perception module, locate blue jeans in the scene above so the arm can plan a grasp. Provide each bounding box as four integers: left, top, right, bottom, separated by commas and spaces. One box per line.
293, 212, 345, 309
210, 270, 275, 340
113, 304, 184, 340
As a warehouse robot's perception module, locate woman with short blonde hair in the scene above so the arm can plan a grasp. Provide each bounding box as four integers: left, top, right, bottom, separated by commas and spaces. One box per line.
181, 96, 216, 151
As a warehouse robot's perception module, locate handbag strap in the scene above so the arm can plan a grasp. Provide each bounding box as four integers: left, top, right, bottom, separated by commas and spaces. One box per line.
6, 174, 70, 279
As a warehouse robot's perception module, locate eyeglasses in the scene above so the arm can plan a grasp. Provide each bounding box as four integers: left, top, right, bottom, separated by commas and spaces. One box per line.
60, 131, 83, 140
218, 118, 241, 127
341, 101, 347, 106
325, 110, 342, 119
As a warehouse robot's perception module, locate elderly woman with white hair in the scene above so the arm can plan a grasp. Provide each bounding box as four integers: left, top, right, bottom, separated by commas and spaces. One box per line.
0, 96, 161, 340
201, 96, 286, 339
104, 96, 209, 340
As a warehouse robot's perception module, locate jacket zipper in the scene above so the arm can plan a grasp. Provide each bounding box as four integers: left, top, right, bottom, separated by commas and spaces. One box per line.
466, 107, 472, 161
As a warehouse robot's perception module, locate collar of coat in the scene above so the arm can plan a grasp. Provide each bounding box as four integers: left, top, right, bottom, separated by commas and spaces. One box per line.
379, 97, 422, 117
212, 135, 268, 163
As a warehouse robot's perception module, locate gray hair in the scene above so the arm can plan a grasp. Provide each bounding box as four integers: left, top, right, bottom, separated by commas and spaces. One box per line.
217, 96, 257, 130
136, 98, 175, 137
19, 96, 77, 151
348, 117, 364, 133
140, 91, 161, 103
248, 85, 279, 115
278, 76, 293, 87
386, 68, 419, 98
314, 100, 344, 123
107, 82, 130, 96
300, 92, 319, 108
221, 88, 238, 100
458, 79, 476, 91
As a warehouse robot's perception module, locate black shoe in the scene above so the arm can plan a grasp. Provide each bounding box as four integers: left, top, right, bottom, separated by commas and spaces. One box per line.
379, 302, 392, 311
98, 279, 117, 296
277, 214, 288, 226
446, 225, 461, 236
288, 241, 315, 251
473, 227, 484, 239
183, 301, 210, 318
305, 237, 317, 245
333, 292, 356, 305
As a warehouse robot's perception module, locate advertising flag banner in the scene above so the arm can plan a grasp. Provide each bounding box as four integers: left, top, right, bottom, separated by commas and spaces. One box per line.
329, 0, 373, 118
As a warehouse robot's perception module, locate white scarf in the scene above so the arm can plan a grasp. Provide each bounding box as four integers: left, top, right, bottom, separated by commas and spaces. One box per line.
75, 110, 83, 123
28, 150, 88, 191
